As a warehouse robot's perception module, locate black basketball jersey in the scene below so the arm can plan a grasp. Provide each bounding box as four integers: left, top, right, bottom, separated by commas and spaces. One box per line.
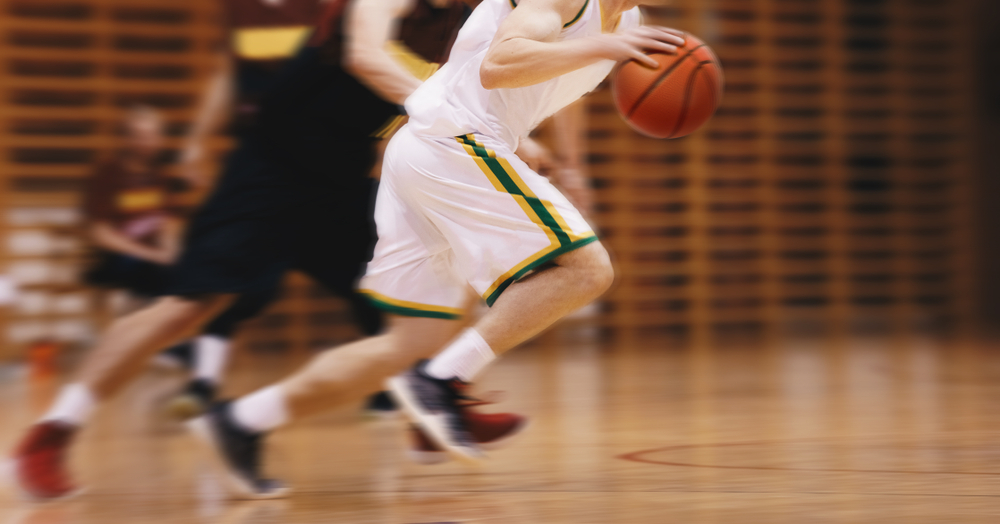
254, 0, 471, 140
220, 0, 323, 132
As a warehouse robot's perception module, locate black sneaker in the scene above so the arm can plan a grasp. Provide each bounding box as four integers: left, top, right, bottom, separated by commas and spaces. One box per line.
166, 379, 216, 420
186, 402, 288, 499
363, 391, 398, 419
386, 361, 485, 464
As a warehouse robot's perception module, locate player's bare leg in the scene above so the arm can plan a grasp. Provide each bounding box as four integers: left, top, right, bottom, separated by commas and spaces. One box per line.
282, 317, 463, 418
186, 318, 454, 498
79, 295, 235, 398
473, 242, 614, 353
185, 313, 530, 498
7, 293, 233, 501
388, 242, 614, 462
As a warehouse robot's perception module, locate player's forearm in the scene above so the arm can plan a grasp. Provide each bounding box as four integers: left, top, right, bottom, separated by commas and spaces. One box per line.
480, 36, 608, 90
90, 223, 170, 264
155, 217, 183, 263
343, 49, 422, 105
344, 0, 421, 105
184, 54, 233, 151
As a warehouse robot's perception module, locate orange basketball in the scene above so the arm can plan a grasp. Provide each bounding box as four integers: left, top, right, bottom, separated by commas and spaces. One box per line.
612, 33, 724, 139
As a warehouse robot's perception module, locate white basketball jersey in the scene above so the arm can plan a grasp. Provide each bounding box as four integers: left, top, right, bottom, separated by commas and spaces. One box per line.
405, 0, 641, 151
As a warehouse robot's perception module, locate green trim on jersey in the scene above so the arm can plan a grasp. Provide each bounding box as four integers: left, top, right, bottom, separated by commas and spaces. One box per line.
485, 235, 599, 306
509, 0, 590, 29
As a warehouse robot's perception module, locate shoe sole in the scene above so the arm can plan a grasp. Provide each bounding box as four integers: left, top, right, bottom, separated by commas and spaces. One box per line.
185, 417, 289, 500
362, 408, 400, 421
165, 394, 207, 421
385, 376, 485, 466
0, 459, 85, 503
407, 417, 530, 465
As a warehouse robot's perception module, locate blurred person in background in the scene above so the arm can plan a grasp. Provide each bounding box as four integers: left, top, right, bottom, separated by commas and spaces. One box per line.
7, 0, 586, 501
82, 105, 182, 297
81, 105, 280, 420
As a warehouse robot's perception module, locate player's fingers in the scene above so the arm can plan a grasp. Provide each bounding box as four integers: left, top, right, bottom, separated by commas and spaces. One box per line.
655, 32, 686, 47
641, 39, 680, 55
657, 27, 687, 37
641, 26, 686, 46
631, 50, 660, 68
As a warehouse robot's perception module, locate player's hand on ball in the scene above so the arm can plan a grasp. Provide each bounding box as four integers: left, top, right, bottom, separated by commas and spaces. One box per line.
595, 26, 686, 68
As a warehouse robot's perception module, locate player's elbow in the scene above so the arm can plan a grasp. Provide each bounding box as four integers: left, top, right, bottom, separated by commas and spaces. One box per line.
479, 59, 505, 90
343, 47, 380, 81
342, 49, 365, 78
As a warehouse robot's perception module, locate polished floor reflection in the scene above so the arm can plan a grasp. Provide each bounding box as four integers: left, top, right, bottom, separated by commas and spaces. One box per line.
1, 333, 999, 523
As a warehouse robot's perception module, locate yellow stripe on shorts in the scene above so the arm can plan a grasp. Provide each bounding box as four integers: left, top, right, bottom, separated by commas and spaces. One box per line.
455, 134, 597, 305
359, 289, 463, 320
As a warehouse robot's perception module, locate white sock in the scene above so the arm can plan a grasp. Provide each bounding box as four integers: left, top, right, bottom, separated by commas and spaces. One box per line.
425, 328, 496, 382
40, 383, 96, 426
230, 385, 289, 433
194, 335, 230, 384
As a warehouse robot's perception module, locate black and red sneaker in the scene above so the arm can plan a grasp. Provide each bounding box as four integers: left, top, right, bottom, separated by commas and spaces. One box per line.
408, 408, 527, 465
387, 361, 486, 464
7, 421, 81, 501
363, 391, 398, 419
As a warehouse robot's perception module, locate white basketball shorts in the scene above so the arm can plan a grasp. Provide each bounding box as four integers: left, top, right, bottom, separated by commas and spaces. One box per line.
359, 125, 598, 319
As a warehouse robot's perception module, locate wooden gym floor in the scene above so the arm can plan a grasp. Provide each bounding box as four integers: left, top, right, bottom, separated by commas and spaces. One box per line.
0, 332, 998, 523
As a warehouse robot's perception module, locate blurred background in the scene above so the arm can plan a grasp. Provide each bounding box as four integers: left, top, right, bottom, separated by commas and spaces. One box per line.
1, 1, 999, 522
0, 0, 996, 363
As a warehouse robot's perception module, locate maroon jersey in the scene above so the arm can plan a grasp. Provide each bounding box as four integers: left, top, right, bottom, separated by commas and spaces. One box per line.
221, 0, 324, 131
83, 156, 177, 245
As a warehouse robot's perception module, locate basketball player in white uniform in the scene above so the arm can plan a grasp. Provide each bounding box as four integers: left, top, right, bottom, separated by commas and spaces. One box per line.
187, 0, 683, 498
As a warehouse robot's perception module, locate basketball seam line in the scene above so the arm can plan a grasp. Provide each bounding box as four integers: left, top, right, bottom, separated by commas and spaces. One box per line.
625, 43, 706, 119
667, 62, 707, 138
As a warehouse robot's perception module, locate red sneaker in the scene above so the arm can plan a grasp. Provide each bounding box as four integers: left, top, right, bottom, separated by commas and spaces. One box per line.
8, 421, 80, 501
408, 408, 527, 465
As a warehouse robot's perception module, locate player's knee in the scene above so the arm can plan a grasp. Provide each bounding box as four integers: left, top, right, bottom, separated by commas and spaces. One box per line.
573, 243, 615, 298
156, 295, 229, 317
588, 254, 615, 298
150, 295, 235, 337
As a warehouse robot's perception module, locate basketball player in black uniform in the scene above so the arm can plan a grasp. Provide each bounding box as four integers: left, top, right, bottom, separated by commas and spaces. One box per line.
160, 0, 386, 419
10, 0, 534, 501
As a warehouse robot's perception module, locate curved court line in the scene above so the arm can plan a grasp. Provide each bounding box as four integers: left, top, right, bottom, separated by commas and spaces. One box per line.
618, 435, 1000, 476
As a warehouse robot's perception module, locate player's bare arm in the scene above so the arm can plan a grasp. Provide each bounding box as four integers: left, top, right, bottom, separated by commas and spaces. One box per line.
480, 0, 684, 90
344, 0, 424, 105
179, 50, 233, 186
155, 216, 184, 265
89, 222, 174, 265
